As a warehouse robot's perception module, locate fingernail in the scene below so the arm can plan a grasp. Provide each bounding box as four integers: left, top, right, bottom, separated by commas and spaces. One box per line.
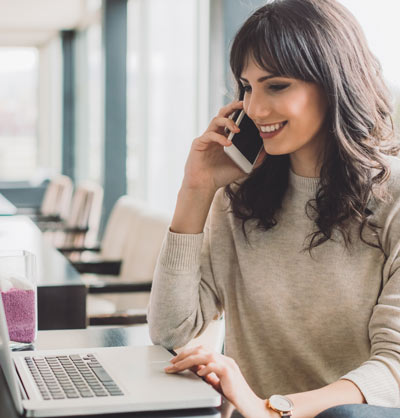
170, 357, 177, 363
164, 365, 175, 372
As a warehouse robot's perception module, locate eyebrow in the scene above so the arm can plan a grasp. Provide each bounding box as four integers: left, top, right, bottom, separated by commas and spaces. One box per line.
239, 75, 278, 83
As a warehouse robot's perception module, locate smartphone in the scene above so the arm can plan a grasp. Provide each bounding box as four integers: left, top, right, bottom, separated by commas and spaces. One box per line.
223, 110, 263, 173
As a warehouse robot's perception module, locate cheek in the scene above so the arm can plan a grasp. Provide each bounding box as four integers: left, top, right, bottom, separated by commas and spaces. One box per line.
285, 88, 327, 126
285, 89, 312, 117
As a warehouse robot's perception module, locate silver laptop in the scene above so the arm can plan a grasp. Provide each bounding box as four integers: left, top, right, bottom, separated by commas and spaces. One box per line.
0, 298, 221, 417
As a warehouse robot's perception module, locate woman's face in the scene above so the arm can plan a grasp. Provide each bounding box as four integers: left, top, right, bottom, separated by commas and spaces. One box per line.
240, 57, 328, 176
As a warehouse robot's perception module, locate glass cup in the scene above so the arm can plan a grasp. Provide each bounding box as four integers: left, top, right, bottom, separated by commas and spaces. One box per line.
0, 250, 37, 348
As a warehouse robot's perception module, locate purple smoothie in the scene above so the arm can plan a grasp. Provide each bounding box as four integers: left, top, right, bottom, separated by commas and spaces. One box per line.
1, 288, 36, 342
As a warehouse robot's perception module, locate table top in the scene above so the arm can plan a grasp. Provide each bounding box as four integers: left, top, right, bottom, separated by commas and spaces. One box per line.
33, 324, 154, 349
0, 193, 17, 216
0, 215, 83, 287
0, 326, 227, 418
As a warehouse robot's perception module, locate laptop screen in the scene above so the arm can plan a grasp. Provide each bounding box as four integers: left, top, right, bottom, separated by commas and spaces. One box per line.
0, 297, 24, 414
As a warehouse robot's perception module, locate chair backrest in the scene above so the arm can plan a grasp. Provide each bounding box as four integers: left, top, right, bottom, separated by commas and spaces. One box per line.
56, 176, 74, 220
100, 196, 143, 260
40, 182, 58, 216
64, 181, 103, 247
85, 183, 104, 235
66, 186, 88, 228
66, 182, 102, 227
40, 175, 73, 219
119, 208, 170, 282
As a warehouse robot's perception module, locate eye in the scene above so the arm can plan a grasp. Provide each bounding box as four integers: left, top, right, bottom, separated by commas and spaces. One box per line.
268, 84, 290, 92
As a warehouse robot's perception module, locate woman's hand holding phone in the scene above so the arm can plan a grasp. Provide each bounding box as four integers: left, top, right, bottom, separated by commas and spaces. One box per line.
182, 101, 249, 193
171, 101, 265, 234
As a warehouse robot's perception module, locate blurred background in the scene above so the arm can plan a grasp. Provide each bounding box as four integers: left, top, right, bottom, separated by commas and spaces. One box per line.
0, 0, 399, 234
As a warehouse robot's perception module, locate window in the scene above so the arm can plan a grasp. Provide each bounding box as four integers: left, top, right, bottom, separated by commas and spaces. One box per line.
87, 23, 103, 183
75, 23, 103, 184
0, 48, 39, 180
127, 0, 210, 215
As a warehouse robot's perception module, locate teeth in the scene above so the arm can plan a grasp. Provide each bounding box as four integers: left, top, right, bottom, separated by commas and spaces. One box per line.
260, 122, 284, 133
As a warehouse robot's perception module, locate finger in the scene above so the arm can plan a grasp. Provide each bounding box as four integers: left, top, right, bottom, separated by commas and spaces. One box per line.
166, 354, 210, 373
196, 362, 225, 378
189, 365, 203, 374
195, 131, 232, 149
166, 352, 218, 373
207, 116, 240, 135
217, 100, 244, 118
204, 373, 222, 394
204, 372, 220, 386
191, 364, 206, 374
170, 346, 207, 364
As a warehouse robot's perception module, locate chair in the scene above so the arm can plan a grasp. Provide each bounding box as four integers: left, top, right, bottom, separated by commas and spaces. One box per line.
42, 181, 103, 249
23, 175, 73, 222
36, 175, 73, 221
80, 203, 170, 325
60, 195, 143, 271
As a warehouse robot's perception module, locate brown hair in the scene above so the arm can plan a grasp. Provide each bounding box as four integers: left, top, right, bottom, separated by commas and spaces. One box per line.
226, 0, 398, 251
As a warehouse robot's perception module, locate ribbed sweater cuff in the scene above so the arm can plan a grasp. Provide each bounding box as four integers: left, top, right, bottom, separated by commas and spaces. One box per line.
341, 362, 399, 406
159, 230, 204, 271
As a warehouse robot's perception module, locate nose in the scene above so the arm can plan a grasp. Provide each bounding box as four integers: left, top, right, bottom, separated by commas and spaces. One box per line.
245, 91, 271, 123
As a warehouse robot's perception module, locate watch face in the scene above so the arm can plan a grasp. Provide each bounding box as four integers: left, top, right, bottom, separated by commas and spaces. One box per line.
269, 395, 294, 412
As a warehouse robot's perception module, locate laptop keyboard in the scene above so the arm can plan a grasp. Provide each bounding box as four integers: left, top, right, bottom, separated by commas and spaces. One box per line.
24, 354, 124, 400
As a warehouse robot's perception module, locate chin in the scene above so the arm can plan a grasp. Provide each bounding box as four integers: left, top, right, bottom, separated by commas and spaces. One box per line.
263, 145, 291, 156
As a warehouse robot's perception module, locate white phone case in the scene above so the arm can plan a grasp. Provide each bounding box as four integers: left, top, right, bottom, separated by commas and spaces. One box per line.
223, 110, 262, 174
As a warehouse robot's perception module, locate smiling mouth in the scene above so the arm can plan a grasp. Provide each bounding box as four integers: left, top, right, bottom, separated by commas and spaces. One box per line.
259, 121, 287, 133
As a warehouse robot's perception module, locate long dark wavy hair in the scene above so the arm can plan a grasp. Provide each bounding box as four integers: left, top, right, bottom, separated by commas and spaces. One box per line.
225, 0, 399, 251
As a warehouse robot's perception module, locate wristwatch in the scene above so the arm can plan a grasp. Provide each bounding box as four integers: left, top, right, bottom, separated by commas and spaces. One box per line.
266, 394, 294, 417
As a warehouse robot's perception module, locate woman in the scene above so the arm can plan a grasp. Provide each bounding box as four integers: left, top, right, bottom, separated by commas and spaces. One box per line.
148, 0, 400, 417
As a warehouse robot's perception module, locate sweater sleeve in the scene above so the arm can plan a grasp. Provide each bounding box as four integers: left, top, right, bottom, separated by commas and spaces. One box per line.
340, 197, 400, 407
147, 221, 223, 350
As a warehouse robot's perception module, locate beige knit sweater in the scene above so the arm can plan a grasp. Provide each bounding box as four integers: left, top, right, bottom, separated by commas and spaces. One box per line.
148, 156, 400, 407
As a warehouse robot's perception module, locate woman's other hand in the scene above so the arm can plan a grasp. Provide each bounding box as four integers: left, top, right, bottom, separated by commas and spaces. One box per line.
164, 345, 274, 418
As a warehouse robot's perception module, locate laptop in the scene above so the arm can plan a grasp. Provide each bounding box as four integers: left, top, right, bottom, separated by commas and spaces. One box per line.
0, 298, 221, 417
